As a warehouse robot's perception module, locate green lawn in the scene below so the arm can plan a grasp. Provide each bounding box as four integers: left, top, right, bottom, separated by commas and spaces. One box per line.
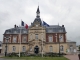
4, 57, 69, 60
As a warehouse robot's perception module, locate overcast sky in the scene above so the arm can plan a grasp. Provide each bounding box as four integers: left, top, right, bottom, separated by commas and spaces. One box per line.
0, 0, 80, 45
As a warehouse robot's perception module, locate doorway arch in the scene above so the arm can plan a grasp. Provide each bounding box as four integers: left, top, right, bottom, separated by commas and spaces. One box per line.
34, 46, 39, 54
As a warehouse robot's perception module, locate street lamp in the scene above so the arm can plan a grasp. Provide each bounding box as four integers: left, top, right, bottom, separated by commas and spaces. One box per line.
59, 35, 61, 57
4, 36, 10, 56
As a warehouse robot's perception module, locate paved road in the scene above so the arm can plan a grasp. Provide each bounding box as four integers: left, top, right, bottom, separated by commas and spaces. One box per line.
64, 54, 79, 60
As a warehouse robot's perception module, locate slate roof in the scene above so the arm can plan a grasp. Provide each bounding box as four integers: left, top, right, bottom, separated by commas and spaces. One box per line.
46, 25, 66, 33
4, 27, 28, 34
4, 24, 66, 34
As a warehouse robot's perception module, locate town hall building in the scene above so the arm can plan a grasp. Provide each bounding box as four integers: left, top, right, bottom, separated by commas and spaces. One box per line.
2, 6, 76, 55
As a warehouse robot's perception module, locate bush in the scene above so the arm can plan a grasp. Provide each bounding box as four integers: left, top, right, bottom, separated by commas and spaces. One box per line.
44, 52, 66, 57
7, 53, 18, 57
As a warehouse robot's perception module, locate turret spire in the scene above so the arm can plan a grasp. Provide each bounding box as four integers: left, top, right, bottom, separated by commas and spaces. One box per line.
36, 6, 40, 17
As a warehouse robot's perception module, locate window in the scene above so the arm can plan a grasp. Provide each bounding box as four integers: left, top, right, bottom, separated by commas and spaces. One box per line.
49, 46, 53, 52
6, 31, 10, 34
70, 45, 73, 52
59, 34, 63, 42
23, 30, 27, 33
22, 46, 26, 52
5, 40, 9, 43
59, 29, 63, 32
12, 46, 16, 52
5, 37, 10, 43
48, 36, 53, 42
13, 36, 17, 43
35, 34, 38, 39
22, 36, 27, 43
14, 31, 17, 33
60, 45, 64, 52
48, 29, 53, 32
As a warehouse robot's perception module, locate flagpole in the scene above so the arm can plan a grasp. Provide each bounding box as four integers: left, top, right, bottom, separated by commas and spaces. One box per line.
42, 20, 43, 57
19, 25, 22, 57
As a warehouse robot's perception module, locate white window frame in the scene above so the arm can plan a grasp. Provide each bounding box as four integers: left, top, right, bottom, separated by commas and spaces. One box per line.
12, 46, 16, 52
49, 46, 53, 52
22, 46, 26, 52
70, 45, 73, 52
60, 45, 64, 52
22, 36, 27, 43
13, 36, 17, 43
48, 36, 53, 42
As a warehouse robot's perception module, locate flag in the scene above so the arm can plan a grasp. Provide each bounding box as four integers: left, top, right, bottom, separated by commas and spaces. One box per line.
43, 21, 49, 27
21, 21, 28, 29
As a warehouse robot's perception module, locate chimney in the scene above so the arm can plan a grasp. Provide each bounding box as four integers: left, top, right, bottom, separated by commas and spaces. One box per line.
62, 25, 64, 27
14, 24, 16, 28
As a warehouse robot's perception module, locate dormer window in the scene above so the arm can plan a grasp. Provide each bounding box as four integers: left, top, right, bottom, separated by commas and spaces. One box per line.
48, 29, 53, 32
59, 29, 63, 32
6, 30, 10, 34
14, 31, 17, 33
23, 30, 27, 33
6, 31, 9, 34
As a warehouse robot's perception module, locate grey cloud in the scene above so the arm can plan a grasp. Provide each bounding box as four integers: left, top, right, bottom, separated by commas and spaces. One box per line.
0, 0, 80, 45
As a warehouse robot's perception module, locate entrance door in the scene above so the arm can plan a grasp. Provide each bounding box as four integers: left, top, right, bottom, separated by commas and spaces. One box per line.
34, 46, 39, 54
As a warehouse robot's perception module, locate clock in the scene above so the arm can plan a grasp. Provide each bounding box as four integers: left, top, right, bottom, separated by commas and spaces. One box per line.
36, 25, 38, 27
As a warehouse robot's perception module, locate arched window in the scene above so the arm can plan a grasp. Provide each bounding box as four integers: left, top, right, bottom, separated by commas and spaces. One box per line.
60, 45, 64, 52
12, 46, 16, 52
22, 46, 26, 52
49, 46, 53, 52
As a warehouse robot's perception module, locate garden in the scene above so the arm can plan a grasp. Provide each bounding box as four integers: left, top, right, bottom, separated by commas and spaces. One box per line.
3, 52, 69, 60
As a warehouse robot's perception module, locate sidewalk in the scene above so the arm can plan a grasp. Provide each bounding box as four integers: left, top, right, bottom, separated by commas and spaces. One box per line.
64, 54, 79, 60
